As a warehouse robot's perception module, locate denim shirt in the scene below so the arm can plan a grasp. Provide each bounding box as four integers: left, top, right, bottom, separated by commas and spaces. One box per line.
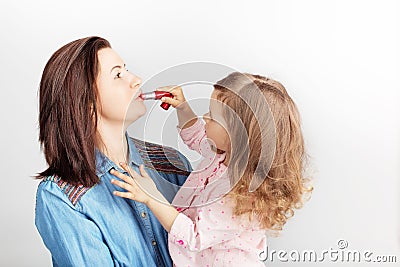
35, 134, 192, 267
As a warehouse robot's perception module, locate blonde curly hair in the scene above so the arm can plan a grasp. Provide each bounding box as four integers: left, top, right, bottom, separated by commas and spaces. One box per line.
214, 72, 312, 232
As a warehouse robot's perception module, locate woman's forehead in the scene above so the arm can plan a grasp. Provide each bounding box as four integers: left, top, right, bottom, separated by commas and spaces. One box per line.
98, 48, 124, 70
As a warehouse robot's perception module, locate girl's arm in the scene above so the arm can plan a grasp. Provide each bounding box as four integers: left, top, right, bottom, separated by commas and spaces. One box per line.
111, 163, 179, 232
157, 86, 211, 156
111, 164, 248, 252
176, 104, 198, 129
146, 195, 179, 233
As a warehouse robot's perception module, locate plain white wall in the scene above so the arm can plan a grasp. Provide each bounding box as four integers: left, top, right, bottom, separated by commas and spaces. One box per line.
0, 0, 398, 266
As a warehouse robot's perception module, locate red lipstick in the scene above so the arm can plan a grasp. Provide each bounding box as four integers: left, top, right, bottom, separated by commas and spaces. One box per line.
139, 91, 173, 110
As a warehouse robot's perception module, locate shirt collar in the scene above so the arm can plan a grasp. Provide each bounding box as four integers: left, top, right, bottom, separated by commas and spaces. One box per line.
95, 132, 145, 177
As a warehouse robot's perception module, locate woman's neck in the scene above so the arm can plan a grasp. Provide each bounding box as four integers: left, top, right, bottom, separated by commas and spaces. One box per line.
97, 119, 129, 165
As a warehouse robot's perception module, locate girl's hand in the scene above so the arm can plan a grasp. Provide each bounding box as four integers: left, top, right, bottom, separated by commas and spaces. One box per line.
110, 163, 159, 205
156, 85, 188, 110
157, 85, 197, 129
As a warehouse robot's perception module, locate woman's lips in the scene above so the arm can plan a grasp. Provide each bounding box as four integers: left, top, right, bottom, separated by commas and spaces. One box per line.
134, 90, 143, 101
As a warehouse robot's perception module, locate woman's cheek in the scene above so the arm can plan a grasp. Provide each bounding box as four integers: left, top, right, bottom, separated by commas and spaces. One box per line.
102, 101, 126, 121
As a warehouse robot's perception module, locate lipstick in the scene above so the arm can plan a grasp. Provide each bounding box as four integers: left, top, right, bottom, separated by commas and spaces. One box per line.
139, 91, 173, 110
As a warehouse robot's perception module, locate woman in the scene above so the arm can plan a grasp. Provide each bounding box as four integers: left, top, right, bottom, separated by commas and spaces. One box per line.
35, 36, 192, 266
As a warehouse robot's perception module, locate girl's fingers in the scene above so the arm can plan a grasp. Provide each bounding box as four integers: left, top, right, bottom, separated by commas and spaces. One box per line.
110, 168, 134, 185
160, 96, 181, 107
157, 85, 182, 98
111, 178, 134, 192
139, 164, 149, 178
119, 162, 139, 179
113, 190, 135, 200
156, 86, 170, 92
156, 85, 176, 92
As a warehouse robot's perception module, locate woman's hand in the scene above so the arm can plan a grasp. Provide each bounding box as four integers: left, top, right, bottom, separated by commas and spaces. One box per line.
110, 163, 159, 205
156, 85, 188, 110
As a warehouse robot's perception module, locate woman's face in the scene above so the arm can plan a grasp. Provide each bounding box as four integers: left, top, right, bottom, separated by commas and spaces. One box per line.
96, 48, 145, 126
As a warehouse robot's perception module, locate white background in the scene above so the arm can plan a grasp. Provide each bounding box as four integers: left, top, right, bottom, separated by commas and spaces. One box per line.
0, 0, 399, 266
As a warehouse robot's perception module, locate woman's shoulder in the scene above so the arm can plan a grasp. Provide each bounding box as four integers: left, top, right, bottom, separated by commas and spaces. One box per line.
36, 175, 93, 208
129, 137, 192, 175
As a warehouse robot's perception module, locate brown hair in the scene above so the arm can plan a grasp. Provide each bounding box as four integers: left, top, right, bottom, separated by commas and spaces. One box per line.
36, 36, 111, 187
214, 72, 312, 231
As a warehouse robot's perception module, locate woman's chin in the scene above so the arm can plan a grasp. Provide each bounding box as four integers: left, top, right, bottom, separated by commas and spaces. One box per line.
126, 103, 147, 120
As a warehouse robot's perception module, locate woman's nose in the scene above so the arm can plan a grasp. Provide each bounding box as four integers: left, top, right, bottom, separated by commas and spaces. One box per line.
128, 73, 142, 89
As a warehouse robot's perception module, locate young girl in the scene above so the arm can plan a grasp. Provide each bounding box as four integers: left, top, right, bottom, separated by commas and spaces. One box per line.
110, 72, 312, 266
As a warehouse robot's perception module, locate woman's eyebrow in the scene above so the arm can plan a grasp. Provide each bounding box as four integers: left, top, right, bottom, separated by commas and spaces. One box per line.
110, 63, 126, 73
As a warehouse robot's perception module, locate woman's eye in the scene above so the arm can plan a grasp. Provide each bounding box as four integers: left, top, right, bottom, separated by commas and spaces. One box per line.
115, 71, 124, 79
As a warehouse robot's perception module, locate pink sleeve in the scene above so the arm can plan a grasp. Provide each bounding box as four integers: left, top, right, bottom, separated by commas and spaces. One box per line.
178, 119, 211, 156
169, 198, 245, 252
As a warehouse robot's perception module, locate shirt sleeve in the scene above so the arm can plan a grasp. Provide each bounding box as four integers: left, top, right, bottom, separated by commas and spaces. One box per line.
168, 197, 246, 252
35, 181, 114, 266
178, 119, 212, 157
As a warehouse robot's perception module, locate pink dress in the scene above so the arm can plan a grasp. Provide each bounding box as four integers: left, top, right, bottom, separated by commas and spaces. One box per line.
168, 119, 266, 267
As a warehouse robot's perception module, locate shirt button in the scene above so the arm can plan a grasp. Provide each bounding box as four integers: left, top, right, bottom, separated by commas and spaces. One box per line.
141, 212, 147, 218
152, 240, 157, 246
